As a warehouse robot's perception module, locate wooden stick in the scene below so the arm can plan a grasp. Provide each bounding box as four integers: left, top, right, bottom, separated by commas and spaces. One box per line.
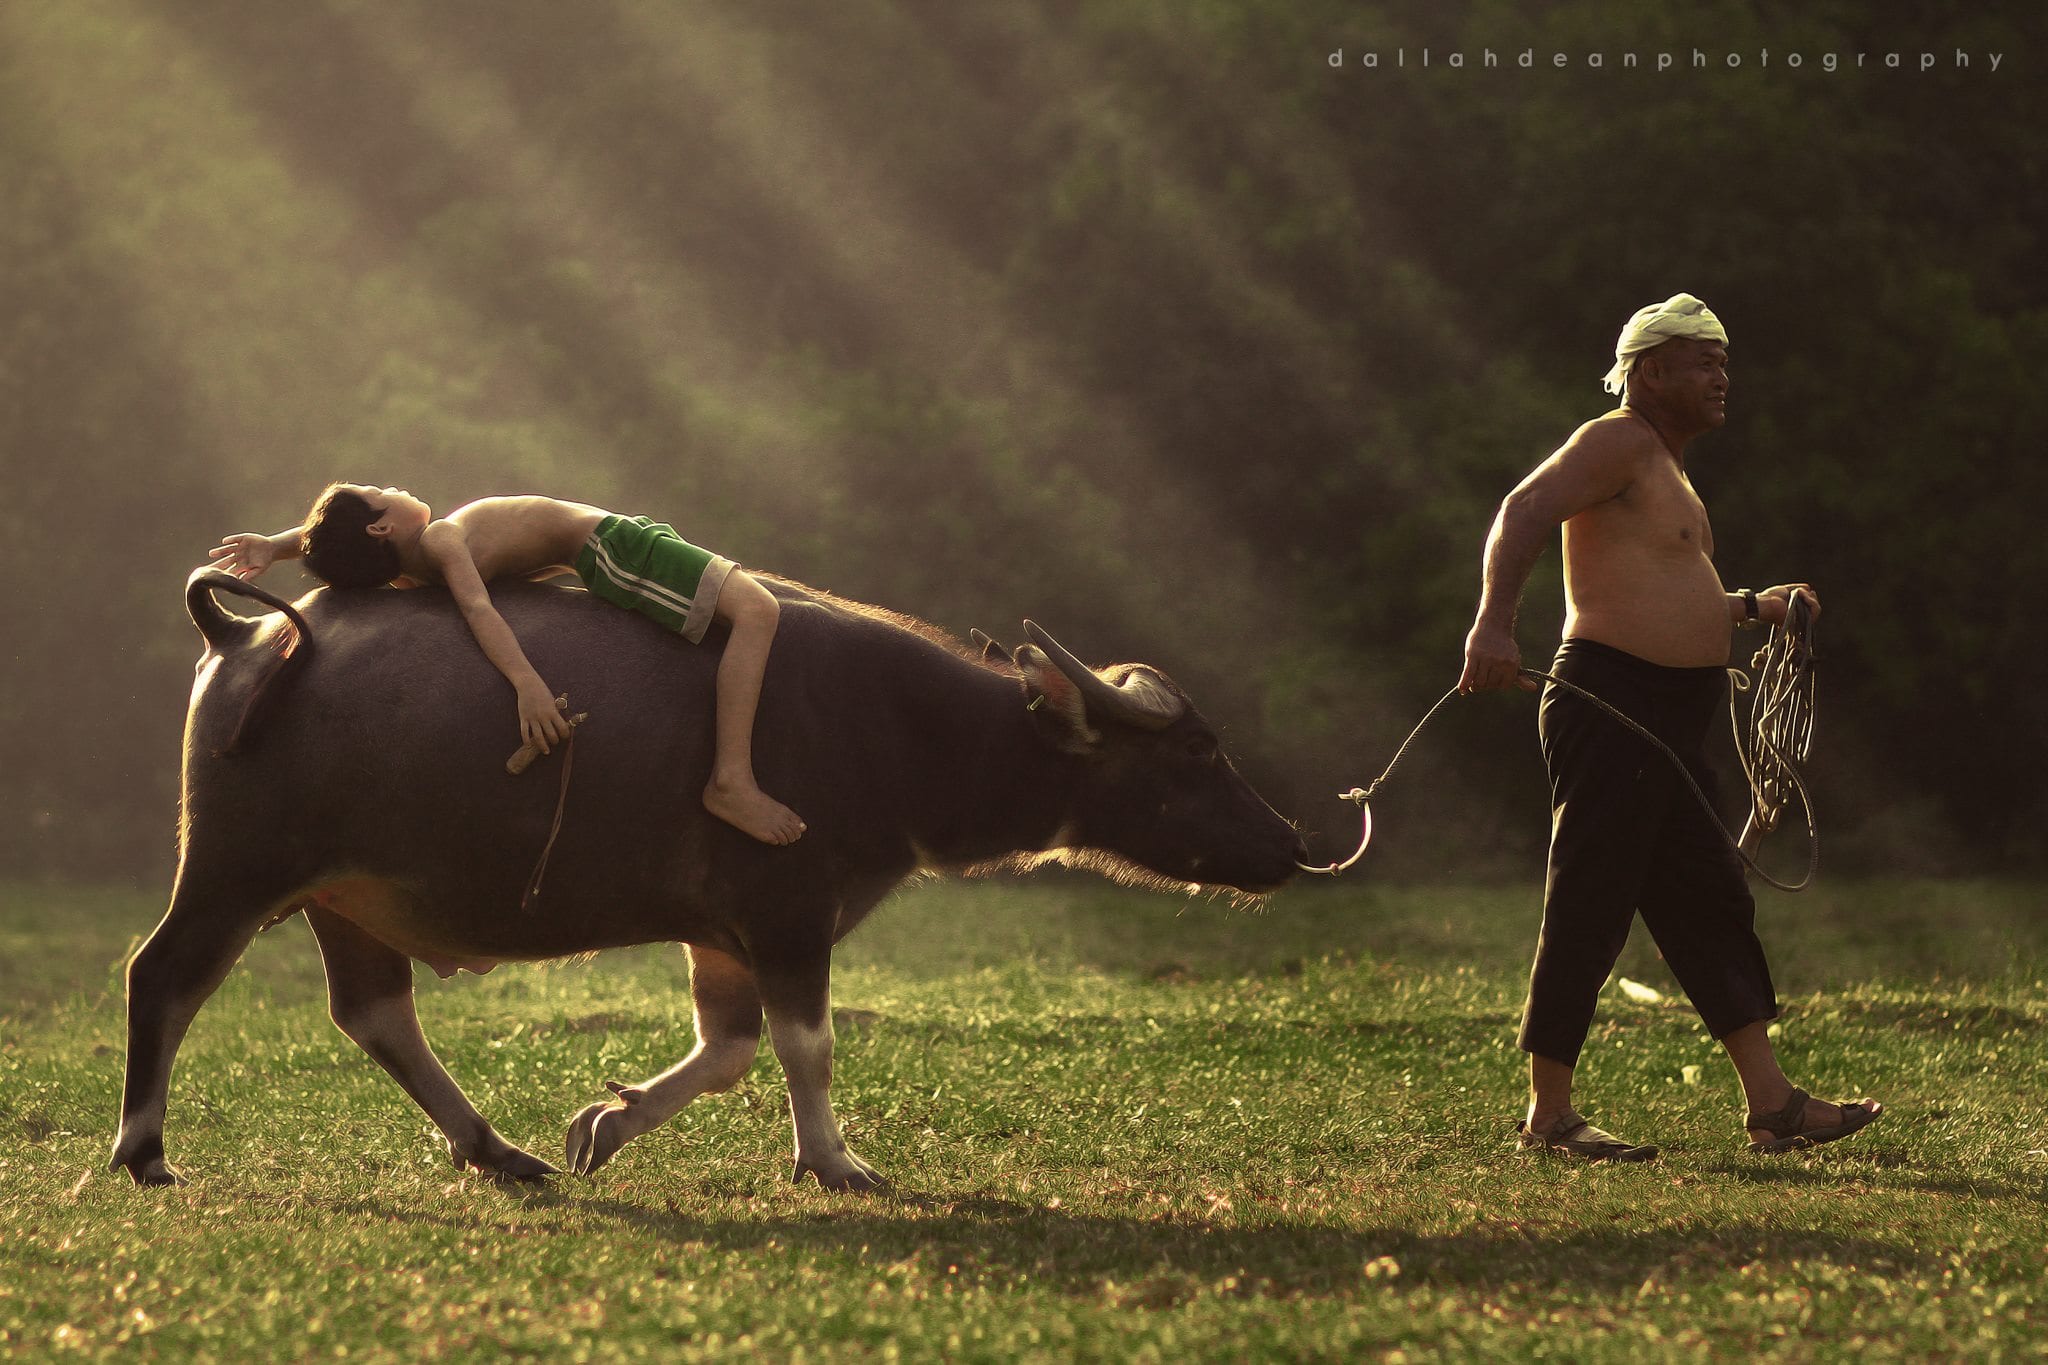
506, 695, 589, 774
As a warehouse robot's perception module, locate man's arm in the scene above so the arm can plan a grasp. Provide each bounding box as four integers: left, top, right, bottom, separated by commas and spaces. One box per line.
1459, 421, 1642, 693
207, 527, 305, 579
422, 522, 575, 752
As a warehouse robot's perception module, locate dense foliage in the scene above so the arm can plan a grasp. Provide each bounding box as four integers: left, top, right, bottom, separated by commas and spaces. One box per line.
5, 1, 2041, 879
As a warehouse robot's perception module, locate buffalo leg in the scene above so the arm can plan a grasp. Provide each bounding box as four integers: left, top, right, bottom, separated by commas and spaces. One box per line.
305, 907, 556, 1180
565, 945, 762, 1175
758, 950, 885, 1192
109, 878, 267, 1186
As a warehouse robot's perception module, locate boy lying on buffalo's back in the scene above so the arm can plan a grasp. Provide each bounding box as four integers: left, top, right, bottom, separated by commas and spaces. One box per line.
209, 484, 805, 846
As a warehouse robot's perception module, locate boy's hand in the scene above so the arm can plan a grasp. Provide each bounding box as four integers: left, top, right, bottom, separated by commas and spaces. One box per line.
517, 682, 574, 754
209, 533, 278, 579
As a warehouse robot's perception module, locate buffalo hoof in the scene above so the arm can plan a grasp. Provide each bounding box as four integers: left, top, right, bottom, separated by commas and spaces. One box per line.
792, 1153, 890, 1193
454, 1138, 560, 1183
565, 1100, 633, 1176
109, 1134, 186, 1188
113, 1157, 187, 1188
481, 1149, 561, 1183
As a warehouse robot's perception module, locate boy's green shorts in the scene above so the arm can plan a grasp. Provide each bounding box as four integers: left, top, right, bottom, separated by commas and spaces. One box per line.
573, 514, 736, 643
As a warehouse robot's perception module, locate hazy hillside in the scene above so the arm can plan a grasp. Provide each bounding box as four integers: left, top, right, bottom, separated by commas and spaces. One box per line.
4, 1, 2041, 881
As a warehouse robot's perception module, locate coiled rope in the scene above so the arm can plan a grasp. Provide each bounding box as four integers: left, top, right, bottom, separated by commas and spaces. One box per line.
1297, 598, 1818, 891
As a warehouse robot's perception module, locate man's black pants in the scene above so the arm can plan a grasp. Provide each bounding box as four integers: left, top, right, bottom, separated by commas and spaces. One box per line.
1520, 637, 1778, 1066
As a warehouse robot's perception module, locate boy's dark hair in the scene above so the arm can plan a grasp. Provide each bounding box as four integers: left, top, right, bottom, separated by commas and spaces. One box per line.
300, 484, 400, 588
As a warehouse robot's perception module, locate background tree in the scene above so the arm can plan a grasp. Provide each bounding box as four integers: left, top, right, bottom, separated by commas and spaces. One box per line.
4, 0, 2040, 883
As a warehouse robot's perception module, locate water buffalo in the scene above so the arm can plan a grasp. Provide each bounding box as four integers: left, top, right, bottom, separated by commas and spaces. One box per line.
110, 569, 1306, 1189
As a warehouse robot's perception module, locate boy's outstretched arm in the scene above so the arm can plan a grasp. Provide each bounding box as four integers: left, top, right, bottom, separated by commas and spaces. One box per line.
208, 526, 305, 579
423, 522, 575, 754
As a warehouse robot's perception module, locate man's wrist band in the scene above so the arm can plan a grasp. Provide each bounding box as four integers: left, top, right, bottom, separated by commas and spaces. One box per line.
1738, 588, 1759, 627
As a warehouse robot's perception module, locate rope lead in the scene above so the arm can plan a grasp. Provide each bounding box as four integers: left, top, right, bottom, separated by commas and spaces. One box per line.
1297, 606, 1819, 891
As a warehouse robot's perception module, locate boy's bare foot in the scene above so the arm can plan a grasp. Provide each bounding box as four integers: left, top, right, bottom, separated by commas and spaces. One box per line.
705, 777, 806, 845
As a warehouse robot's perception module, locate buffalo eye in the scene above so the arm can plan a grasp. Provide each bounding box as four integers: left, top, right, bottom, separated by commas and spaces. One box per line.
1184, 732, 1219, 762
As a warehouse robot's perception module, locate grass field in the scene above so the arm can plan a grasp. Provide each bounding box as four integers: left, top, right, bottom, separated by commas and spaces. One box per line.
3, 875, 2046, 1361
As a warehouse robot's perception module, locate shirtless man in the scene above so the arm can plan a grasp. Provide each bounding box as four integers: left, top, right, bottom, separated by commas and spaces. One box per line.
1459, 294, 1880, 1159
209, 485, 806, 846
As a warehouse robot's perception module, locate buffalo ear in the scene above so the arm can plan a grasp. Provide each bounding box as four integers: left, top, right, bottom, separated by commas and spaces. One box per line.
1013, 643, 1098, 749
970, 628, 1014, 666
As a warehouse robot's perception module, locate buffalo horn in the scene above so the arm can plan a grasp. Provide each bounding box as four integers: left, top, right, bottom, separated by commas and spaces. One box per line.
1021, 620, 1185, 730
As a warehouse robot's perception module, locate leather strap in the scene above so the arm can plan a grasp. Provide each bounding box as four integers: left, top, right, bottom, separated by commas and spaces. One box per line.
521, 728, 576, 912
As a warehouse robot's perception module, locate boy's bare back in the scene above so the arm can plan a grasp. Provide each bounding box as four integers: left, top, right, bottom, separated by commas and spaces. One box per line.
417, 496, 612, 585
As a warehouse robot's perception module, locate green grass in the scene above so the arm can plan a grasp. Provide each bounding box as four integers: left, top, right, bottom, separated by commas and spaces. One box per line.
3, 876, 2046, 1361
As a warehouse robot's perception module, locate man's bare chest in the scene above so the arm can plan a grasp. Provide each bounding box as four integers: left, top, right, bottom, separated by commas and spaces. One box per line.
1575, 463, 1713, 559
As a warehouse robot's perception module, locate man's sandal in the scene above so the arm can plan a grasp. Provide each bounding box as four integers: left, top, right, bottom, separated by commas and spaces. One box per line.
1745, 1087, 1883, 1154
1516, 1109, 1659, 1163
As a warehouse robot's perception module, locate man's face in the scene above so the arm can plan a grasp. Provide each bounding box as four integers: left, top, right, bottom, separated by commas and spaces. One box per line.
1641, 339, 1730, 429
